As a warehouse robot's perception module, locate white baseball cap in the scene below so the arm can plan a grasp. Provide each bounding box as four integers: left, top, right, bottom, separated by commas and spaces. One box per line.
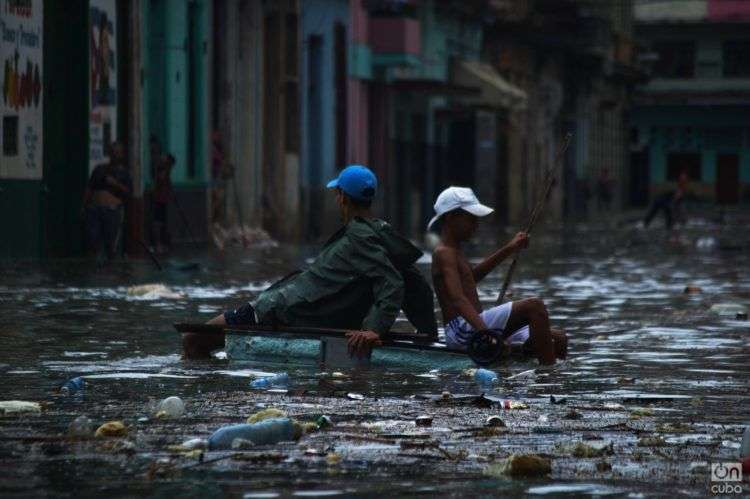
427, 186, 494, 230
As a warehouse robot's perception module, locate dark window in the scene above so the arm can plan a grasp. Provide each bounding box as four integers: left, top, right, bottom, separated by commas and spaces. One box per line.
285, 13, 298, 78
653, 41, 695, 78
2, 116, 19, 156
284, 13, 299, 153
667, 153, 700, 181
723, 40, 750, 77
334, 22, 347, 169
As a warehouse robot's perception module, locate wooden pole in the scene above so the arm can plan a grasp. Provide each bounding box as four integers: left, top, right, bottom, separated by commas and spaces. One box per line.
496, 132, 573, 304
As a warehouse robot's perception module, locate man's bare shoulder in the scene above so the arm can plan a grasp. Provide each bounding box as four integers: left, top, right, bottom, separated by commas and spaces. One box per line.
432, 244, 462, 271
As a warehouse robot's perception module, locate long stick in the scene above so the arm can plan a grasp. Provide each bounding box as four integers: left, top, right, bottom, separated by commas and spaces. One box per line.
134, 238, 163, 270
175, 322, 430, 342
496, 132, 573, 304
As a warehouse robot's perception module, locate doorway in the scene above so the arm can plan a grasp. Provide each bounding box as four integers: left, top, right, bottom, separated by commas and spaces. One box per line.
716, 154, 739, 204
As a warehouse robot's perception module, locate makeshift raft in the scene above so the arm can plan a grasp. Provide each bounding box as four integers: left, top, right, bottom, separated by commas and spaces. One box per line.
175, 323, 518, 370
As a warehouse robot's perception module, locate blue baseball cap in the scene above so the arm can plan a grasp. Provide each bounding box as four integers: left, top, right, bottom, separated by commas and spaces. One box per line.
326, 165, 378, 201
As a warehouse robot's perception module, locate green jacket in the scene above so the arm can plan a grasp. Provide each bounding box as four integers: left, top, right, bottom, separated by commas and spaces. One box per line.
254, 217, 436, 336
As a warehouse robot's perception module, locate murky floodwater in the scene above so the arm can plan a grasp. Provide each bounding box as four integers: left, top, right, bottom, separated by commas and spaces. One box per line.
1, 220, 749, 497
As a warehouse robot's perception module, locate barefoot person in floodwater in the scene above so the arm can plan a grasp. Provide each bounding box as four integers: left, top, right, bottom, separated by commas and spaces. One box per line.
183, 165, 437, 360
429, 187, 567, 365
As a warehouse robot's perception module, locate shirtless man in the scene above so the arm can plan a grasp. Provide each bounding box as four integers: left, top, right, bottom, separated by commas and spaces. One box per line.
429, 187, 567, 365
82, 141, 132, 259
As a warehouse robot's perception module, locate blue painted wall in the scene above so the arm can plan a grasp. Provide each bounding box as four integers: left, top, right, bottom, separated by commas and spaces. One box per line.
300, 0, 349, 189
632, 105, 750, 187
143, 0, 209, 186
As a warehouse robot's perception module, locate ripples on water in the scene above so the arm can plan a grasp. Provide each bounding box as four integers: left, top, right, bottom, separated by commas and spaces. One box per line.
0, 224, 748, 495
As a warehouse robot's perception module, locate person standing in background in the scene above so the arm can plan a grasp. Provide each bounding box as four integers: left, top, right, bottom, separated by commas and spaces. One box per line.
211, 131, 227, 227
596, 168, 614, 212
151, 153, 175, 253
82, 141, 132, 260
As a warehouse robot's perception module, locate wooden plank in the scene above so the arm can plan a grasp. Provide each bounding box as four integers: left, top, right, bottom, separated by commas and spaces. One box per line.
173, 323, 462, 354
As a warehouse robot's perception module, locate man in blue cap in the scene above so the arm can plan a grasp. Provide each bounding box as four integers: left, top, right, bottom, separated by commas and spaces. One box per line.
183, 165, 437, 359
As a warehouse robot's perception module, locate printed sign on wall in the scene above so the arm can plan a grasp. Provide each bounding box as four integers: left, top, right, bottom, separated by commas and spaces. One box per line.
0, 0, 44, 179
89, 0, 117, 172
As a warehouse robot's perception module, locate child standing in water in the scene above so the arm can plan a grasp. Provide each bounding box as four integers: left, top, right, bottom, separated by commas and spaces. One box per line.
429, 187, 567, 365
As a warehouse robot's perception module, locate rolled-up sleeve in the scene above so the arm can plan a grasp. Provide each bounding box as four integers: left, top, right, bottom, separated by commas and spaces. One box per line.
348, 234, 404, 336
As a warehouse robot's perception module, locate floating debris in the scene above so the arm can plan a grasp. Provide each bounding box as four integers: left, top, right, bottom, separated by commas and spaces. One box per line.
415, 415, 433, 427
485, 454, 551, 478
637, 436, 668, 447
247, 408, 287, 424
486, 416, 506, 427
0, 401, 41, 414
95, 421, 128, 438
569, 441, 614, 458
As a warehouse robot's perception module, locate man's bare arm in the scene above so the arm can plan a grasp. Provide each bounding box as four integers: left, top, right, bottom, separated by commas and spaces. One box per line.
472, 232, 528, 283
434, 247, 487, 331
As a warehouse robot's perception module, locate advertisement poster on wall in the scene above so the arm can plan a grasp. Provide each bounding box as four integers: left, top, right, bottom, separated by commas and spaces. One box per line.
89, 0, 117, 173
0, 0, 43, 180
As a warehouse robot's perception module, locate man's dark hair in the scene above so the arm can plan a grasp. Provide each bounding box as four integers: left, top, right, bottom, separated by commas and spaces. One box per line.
343, 191, 372, 209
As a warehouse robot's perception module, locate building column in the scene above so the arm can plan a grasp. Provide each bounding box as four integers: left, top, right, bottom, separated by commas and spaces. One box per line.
126, 0, 145, 255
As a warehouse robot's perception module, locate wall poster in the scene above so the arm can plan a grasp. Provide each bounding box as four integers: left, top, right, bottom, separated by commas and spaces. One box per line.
89, 0, 117, 172
1, 0, 43, 179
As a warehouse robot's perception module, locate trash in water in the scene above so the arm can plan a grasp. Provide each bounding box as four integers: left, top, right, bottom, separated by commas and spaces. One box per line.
346, 393, 365, 401
316, 415, 333, 429
709, 303, 747, 317
637, 436, 667, 447
484, 454, 551, 478
247, 408, 287, 424
231, 438, 255, 450
569, 441, 614, 458
696, 237, 717, 250
60, 377, 85, 396
737, 312, 748, 320
629, 408, 654, 419
299, 422, 319, 435
180, 438, 208, 450
563, 409, 583, 420
500, 399, 528, 410
474, 368, 499, 386
326, 452, 342, 465
596, 461, 612, 472
100, 439, 136, 454
250, 372, 289, 390
126, 283, 185, 300
550, 395, 567, 405
95, 421, 127, 438
415, 415, 433, 427
68, 415, 93, 437
486, 416, 506, 427
0, 401, 41, 414
156, 396, 185, 418
683, 286, 702, 294
655, 422, 692, 433
507, 369, 536, 380
304, 447, 327, 456
208, 418, 296, 450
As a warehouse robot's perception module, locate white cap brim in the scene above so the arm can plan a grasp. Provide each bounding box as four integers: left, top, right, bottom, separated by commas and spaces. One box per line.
462, 203, 494, 218
427, 213, 442, 230
426, 203, 494, 231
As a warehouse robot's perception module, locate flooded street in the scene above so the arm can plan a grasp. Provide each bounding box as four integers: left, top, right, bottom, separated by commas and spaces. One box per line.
1, 222, 748, 497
